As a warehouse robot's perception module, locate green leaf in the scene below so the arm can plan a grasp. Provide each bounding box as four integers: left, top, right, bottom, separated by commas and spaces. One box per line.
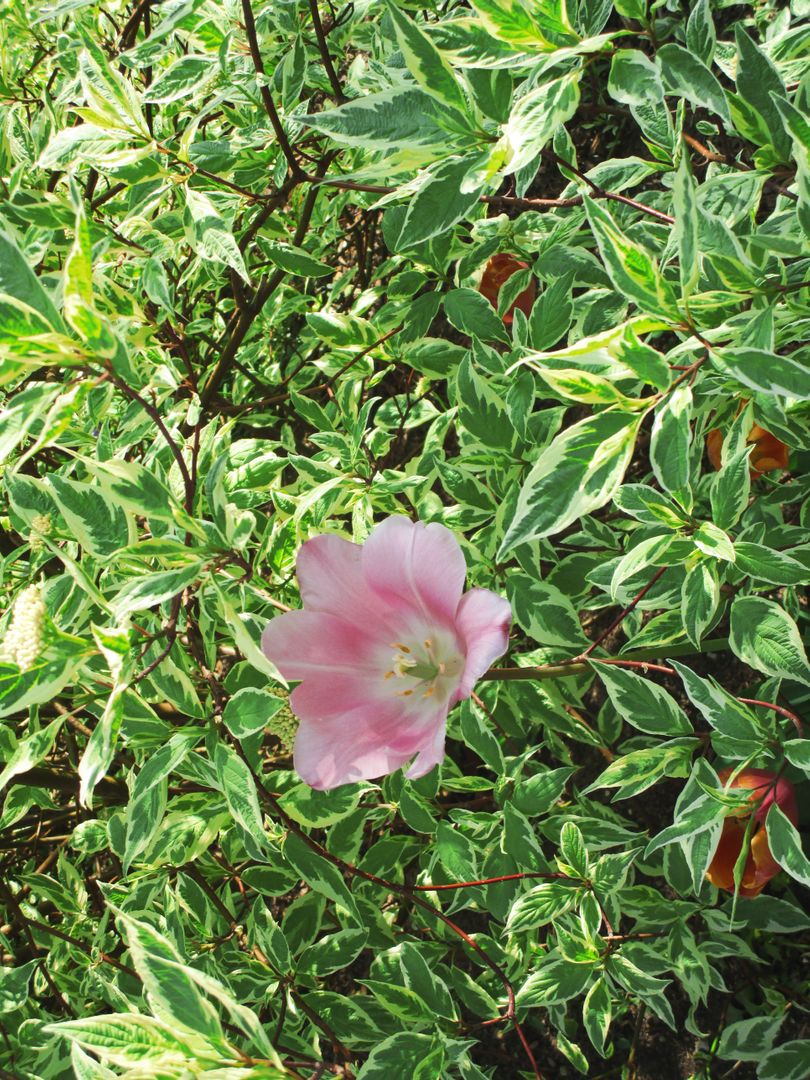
279, 785, 361, 829
500, 410, 640, 554
608, 50, 664, 108
729, 597, 810, 681
283, 831, 360, 921
608, 952, 670, 996
650, 385, 692, 507
517, 958, 596, 1007
593, 663, 692, 736
733, 26, 789, 159
715, 1016, 782, 1063
37, 124, 138, 170
445, 288, 510, 343
116, 910, 224, 1042
507, 575, 588, 648
144, 55, 214, 103
685, 0, 715, 65
470, 0, 576, 49
222, 687, 285, 739
670, 660, 761, 743
385, 1, 471, 120
507, 881, 580, 931
47, 475, 130, 557
123, 734, 193, 871
735, 543, 810, 586
0, 223, 63, 331
78, 684, 127, 808
45, 1014, 198, 1068
582, 977, 612, 1056
673, 153, 700, 296
771, 94, 810, 238
584, 739, 698, 799
765, 805, 810, 888
560, 821, 589, 877
212, 743, 269, 861
0, 960, 39, 1014
657, 44, 730, 125
511, 767, 575, 815
504, 71, 582, 174
711, 347, 810, 399
63, 202, 117, 356
456, 352, 516, 448
398, 155, 487, 246
693, 521, 735, 563
758, 1040, 810, 1080
681, 561, 720, 648
0, 718, 63, 794
261, 242, 334, 278
112, 562, 205, 617
357, 1033, 444, 1080
248, 899, 293, 974
583, 195, 679, 318
528, 274, 573, 350
399, 943, 456, 1020
305, 87, 451, 153
184, 188, 250, 284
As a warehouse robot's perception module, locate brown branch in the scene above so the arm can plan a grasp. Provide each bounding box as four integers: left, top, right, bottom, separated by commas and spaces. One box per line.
576, 565, 669, 661
308, 0, 345, 102
683, 133, 798, 203
240, 0, 304, 178
199, 169, 325, 409
107, 372, 194, 511
236, 748, 543, 1079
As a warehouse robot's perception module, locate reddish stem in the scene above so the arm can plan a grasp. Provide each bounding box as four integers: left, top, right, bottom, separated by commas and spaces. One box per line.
237, 750, 544, 1079
414, 872, 569, 891
576, 565, 669, 661
737, 698, 804, 736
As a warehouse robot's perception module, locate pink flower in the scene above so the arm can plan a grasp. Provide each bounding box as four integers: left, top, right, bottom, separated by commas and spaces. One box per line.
261, 516, 511, 790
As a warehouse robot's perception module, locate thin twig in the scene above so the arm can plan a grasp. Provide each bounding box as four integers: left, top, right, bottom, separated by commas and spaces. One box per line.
240, 0, 304, 177
308, 0, 345, 102
237, 749, 544, 1080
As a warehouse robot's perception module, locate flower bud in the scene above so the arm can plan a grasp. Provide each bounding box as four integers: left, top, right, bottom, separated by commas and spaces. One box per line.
706, 423, 789, 477
1, 584, 46, 672
266, 687, 299, 753
478, 253, 536, 325
706, 768, 799, 898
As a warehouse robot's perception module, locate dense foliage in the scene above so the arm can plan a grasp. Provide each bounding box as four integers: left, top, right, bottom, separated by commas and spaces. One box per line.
1, 0, 809, 1076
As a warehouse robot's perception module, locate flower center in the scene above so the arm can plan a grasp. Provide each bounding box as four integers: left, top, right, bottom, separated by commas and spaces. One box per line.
384, 635, 464, 701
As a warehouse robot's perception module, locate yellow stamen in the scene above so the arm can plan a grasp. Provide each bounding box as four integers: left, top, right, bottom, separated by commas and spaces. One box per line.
423, 686, 435, 698
384, 671, 394, 680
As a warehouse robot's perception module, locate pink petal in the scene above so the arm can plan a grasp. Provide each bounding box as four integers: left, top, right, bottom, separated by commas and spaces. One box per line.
405, 721, 446, 780
290, 673, 392, 723
361, 516, 466, 626
292, 694, 449, 789
261, 609, 381, 682
295, 720, 412, 790
454, 587, 512, 700
296, 533, 393, 629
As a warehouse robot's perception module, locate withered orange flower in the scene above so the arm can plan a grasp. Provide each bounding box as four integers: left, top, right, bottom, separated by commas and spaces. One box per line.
706, 423, 790, 477
478, 253, 536, 325
706, 768, 799, 898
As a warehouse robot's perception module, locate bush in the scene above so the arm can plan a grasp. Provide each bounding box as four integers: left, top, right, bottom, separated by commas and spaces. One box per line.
0, 1, 808, 1077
